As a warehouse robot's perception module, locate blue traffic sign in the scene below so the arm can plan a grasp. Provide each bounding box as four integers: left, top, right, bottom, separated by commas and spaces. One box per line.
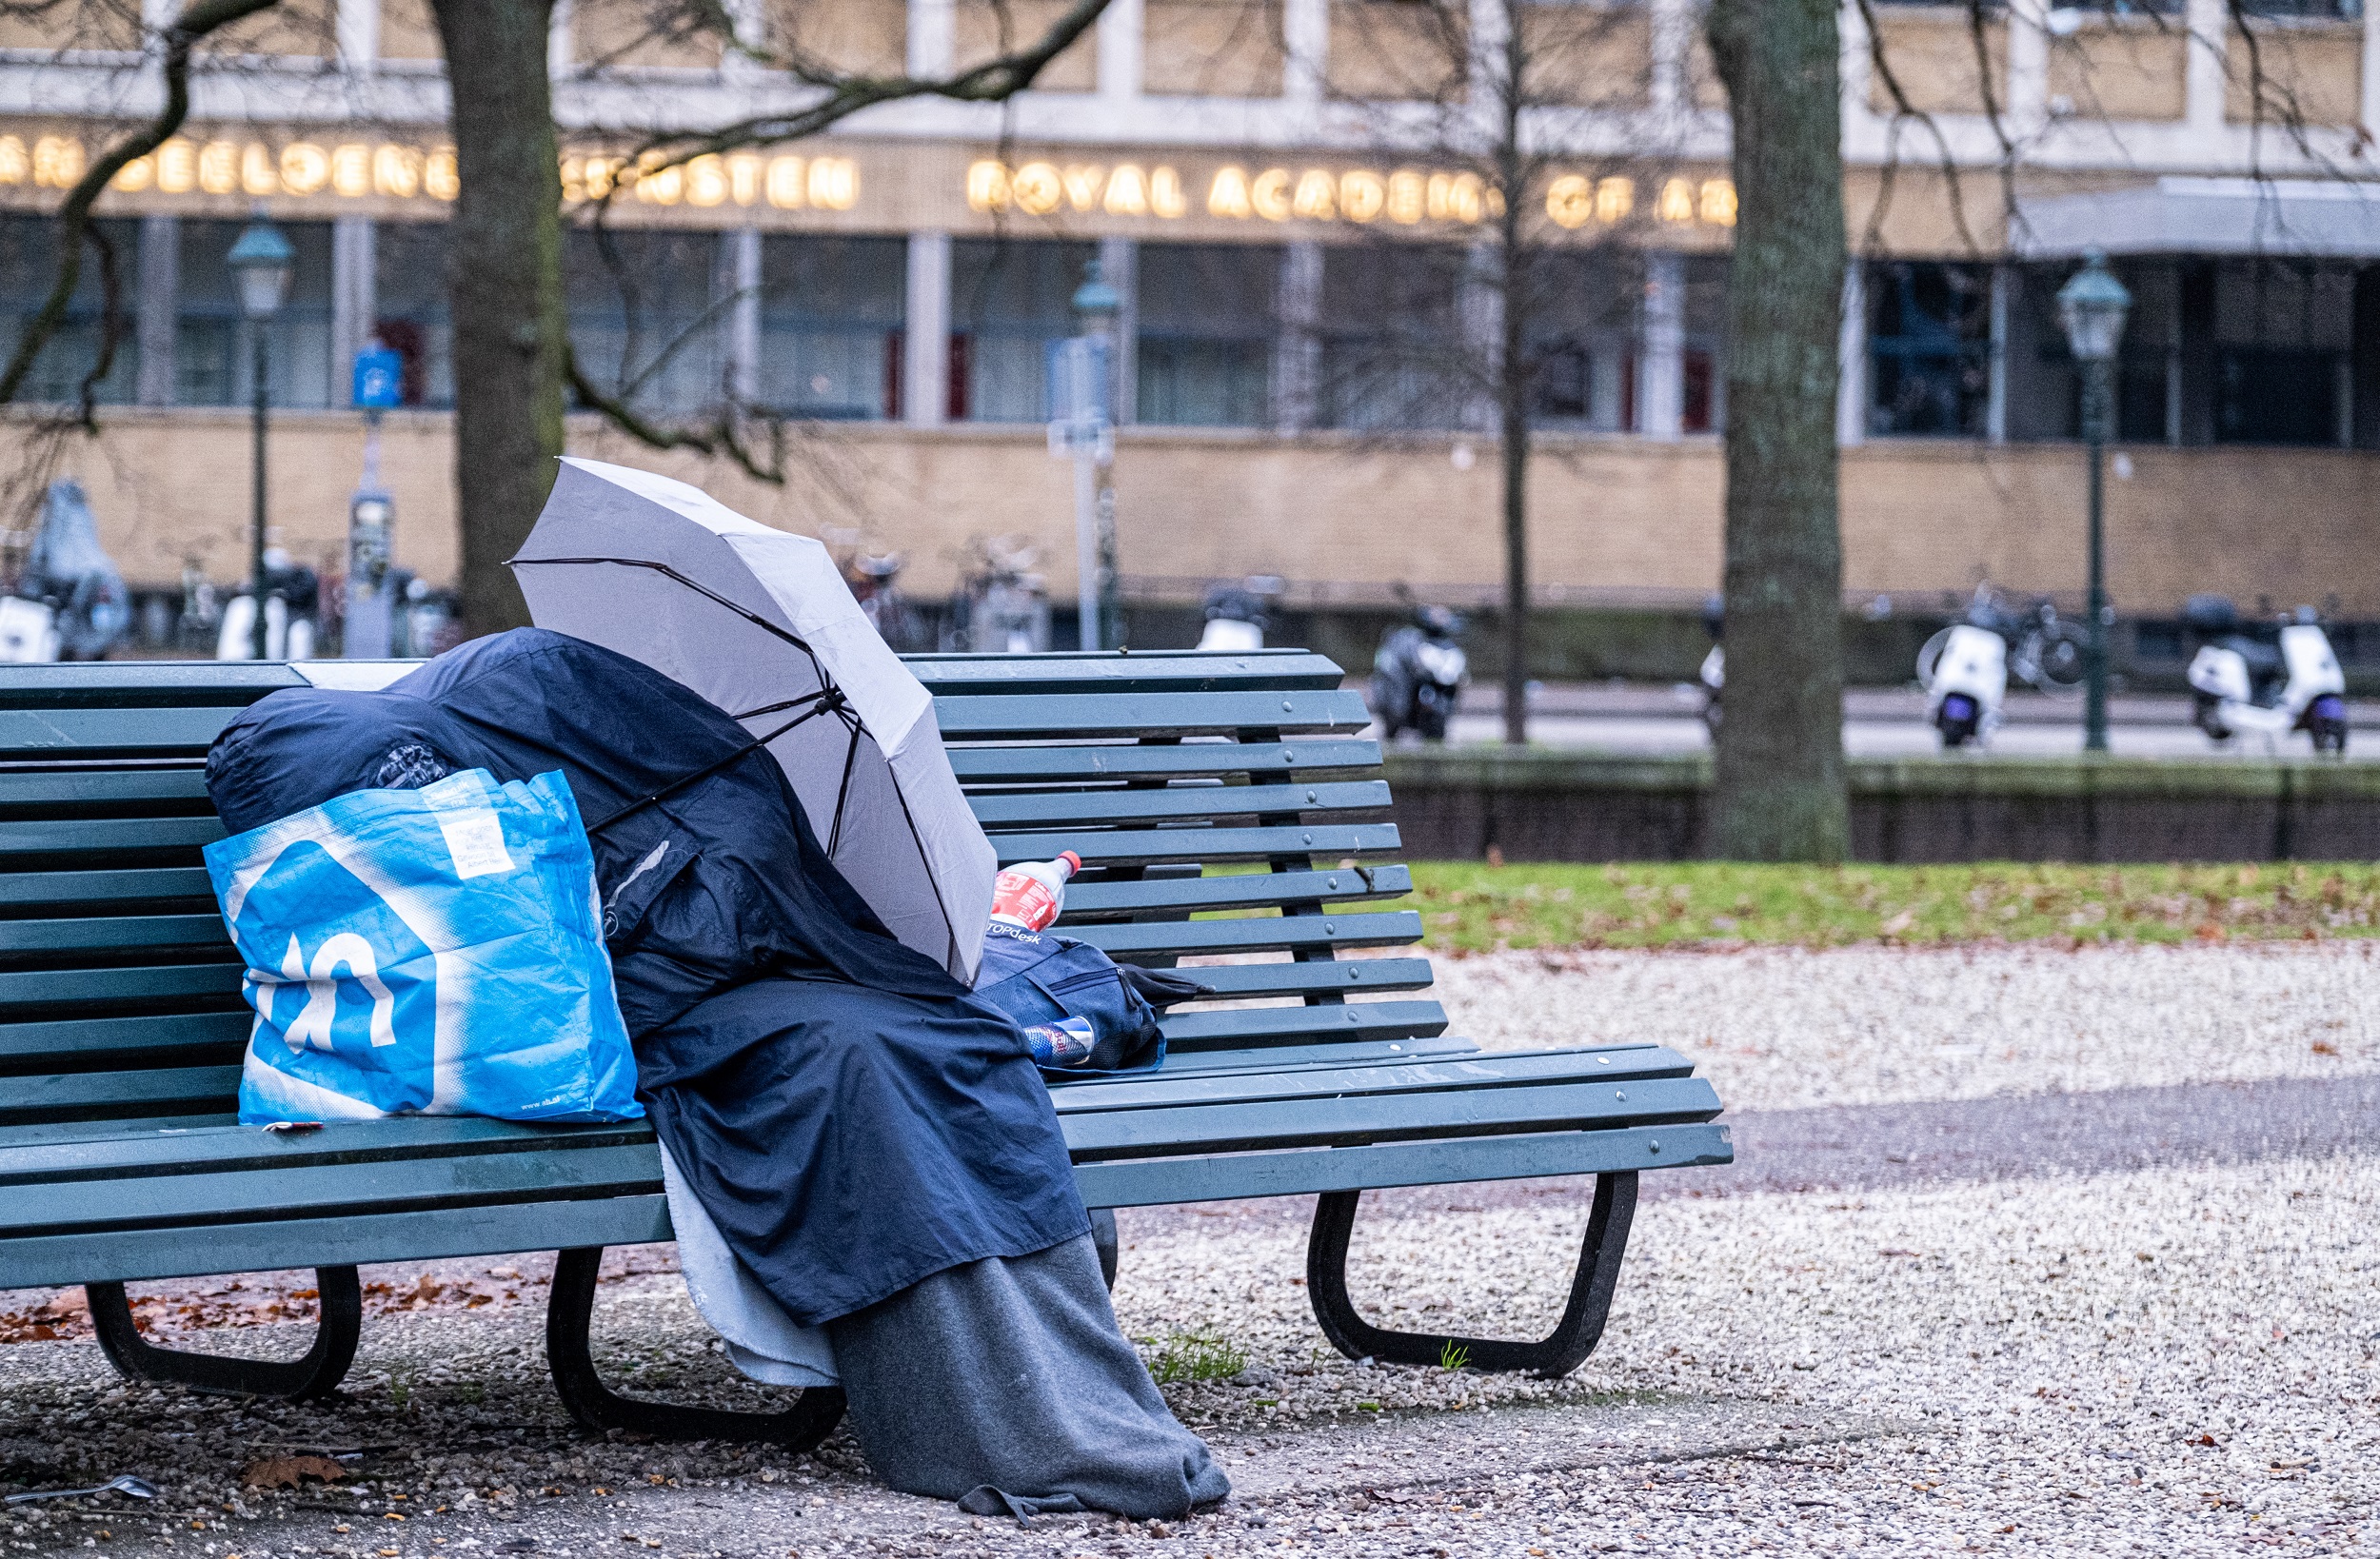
352, 345, 403, 411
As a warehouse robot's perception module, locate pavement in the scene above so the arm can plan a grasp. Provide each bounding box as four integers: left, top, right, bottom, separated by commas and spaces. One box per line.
0, 942, 2372, 1557
1438, 683, 2380, 759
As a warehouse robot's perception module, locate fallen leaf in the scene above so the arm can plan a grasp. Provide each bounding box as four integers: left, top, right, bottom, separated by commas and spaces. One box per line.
2311, 1040, 2341, 1056
243, 1455, 347, 1490
1881, 909, 1915, 936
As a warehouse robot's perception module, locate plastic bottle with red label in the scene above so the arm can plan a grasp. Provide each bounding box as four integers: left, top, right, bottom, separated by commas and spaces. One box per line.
989, 851, 1081, 931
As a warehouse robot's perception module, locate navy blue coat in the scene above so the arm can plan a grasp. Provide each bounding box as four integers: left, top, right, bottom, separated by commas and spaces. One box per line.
207, 629, 1087, 1325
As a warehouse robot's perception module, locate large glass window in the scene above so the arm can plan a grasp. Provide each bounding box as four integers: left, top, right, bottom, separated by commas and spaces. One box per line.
1868, 260, 1991, 437
565, 227, 726, 416
1136, 243, 1277, 427
0, 214, 139, 405
2212, 259, 2352, 446
756, 235, 904, 421
177, 218, 334, 408
374, 221, 453, 408
950, 238, 1095, 423
1318, 244, 1469, 430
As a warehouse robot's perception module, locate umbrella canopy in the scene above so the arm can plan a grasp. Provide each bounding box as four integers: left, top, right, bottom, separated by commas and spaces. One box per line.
510, 457, 996, 984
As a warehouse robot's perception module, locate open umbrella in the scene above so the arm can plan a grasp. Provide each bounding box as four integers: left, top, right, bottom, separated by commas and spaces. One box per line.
509, 457, 997, 984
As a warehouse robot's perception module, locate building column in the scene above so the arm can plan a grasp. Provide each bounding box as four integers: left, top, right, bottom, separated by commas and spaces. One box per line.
1637, 251, 1684, 441
1100, 235, 1138, 425
2353, 266, 2380, 451
1282, 0, 1327, 103
1837, 261, 1868, 447
726, 226, 762, 405
134, 213, 177, 407
2366, 1, 2380, 154
2185, 0, 2227, 134
1273, 240, 1322, 433
548, 0, 575, 77
330, 216, 374, 409
1986, 263, 2011, 444
909, 0, 955, 74
2003, 0, 2048, 135
1648, 0, 1689, 115
335, 0, 377, 71
905, 230, 951, 426
1099, 0, 1141, 100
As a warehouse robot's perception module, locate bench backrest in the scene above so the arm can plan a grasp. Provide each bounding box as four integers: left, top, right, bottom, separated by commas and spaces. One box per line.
0, 650, 1444, 1135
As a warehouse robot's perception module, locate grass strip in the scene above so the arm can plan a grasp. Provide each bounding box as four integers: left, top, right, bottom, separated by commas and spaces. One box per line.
1405, 860, 2380, 952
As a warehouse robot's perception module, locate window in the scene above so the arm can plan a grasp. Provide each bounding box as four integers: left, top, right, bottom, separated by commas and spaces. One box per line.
949, 238, 1095, 423
1868, 260, 1991, 437
374, 221, 452, 408
756, 235, 905, 421
2211, 260, 2352, 447
177, 219, 334, 408
1136, 244, 1278, 427
1526, 250, 1637, 431
565, 228, 726, 416
1318, 244, 1469, 430
0, 214, 138, 405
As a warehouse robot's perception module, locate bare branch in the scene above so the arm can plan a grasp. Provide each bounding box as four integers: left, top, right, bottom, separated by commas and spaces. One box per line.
0, 0, 284, 419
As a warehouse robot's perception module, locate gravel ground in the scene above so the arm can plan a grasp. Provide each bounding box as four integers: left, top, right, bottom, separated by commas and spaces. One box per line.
1433, 941, 2380, 1111
1, 944, 2372, 1556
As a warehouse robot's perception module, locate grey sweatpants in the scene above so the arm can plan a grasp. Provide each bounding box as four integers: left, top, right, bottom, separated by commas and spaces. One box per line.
826, 1233, 1231, 1520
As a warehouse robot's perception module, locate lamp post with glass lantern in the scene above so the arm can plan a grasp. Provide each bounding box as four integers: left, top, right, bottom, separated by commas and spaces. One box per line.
227, 210, 293, 661
2055, 248, 2132, 754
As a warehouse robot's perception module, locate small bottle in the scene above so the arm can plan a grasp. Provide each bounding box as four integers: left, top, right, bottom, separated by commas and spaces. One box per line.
1022, 1016, 1098, 1068
990, 851, 1081, 932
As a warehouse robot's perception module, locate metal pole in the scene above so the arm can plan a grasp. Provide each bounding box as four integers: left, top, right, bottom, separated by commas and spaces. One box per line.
2083, 356, 2110, 753
249, 325, 269, 661
1073, 449, 1100, 651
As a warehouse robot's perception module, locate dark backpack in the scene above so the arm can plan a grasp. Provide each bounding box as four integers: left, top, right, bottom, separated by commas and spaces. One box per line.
972, 921, 1205, 1075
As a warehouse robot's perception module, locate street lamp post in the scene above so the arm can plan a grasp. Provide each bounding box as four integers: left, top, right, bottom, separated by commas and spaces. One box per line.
227, 210, 293, 661
2055, 248, 2132, 754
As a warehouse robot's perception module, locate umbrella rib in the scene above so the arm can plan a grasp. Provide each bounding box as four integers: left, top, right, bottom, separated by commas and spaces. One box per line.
585, 700, 849, 837
825, 720, 863, 859
513, 555, 843, 708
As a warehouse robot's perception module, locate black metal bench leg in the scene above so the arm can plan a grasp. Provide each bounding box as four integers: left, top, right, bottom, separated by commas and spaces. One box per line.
1305, 1173, 1639, 1380
85, 1267, 362, 1400
545, 1247, 845, 1450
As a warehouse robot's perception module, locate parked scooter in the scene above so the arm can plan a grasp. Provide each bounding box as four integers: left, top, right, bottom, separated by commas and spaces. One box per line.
10, 479, 130, 662
1196, 576, 1283, 653
2183, 596, 2348, 754
215, 547, 321, 661
1914, 620, 2008, 748
1370, 603, 1468, 742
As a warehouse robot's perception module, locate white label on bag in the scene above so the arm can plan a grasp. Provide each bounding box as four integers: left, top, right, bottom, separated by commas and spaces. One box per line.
421, 771, 516, 880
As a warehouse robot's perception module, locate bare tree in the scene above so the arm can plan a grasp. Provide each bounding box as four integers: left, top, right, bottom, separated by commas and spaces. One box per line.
0, 0, 1116, 632
1322, 0, 1696, 744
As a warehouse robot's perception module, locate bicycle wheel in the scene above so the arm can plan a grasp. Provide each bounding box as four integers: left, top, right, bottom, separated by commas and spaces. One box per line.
2028, 627, 2088, 692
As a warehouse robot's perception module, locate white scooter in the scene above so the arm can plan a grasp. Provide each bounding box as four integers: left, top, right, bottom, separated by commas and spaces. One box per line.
2184, 600, 2347, 754
1195, 577, 1282, 653
1915, 622, 2009, 749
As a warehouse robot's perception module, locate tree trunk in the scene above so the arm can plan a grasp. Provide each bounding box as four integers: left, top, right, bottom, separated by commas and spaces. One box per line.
1704, 0, 1849, 861
431, 0, 565, 637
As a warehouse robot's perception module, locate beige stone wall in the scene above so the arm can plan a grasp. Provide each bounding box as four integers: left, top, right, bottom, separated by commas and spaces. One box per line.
955, 0, 1099, 90
2226, 21, 2364, 128
17, 411, 2380, 621
1868, 11, 2010, 117
1143, 0, 1285, 96
2046, 23, 2188, 122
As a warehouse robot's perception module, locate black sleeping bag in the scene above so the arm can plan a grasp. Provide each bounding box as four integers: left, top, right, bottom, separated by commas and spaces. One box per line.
205, 628, 1087, 1325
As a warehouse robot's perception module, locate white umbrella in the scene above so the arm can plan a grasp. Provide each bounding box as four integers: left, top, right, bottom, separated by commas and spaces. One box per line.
509, 457, 997, 984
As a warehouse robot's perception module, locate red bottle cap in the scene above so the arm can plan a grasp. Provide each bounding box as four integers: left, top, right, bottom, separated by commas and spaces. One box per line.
1058, 850, 1082, 875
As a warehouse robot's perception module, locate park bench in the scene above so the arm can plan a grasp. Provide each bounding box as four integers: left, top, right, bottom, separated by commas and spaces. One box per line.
0, 648, 1730, 1450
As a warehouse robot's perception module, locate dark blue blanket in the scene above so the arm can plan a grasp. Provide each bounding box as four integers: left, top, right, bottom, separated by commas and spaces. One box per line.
206, 629, 1087, 1325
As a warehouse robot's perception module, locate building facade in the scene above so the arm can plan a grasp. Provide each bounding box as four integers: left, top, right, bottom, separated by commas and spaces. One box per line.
0, 0, 2376, 641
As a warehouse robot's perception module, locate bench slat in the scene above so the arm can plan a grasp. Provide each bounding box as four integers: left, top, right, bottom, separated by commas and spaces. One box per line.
0, 913, 228, 958
1052, 1048, 1696, 1114
990, 822, 1398, 868
936, 689, 1368, 740
910, 651, 1348, 695
0, 1064, 240, 1125
1047, 1036, 1481, 1082
0, 817, 226, 860
946, 740, 1380, 785
1059, 864, 1411, 919
1159, 999, 1446, 1051
0, 960, 243, 1014
0, 1010, 248, 1070
1064, 1075, 1722, 1159
1071, 911, 1422, 957
0, 707, 240, 758
966, 779, 1388, 830
0, 867, 215, 912
0, 769, 213, 809
0, 663, 303, 705
1162, 957, 1433, 1000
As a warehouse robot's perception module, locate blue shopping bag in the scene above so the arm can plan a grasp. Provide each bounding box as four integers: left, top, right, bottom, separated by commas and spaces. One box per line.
206, 767, 643, 1125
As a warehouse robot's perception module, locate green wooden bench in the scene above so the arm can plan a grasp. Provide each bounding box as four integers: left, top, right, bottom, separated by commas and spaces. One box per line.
0, 649, 1730, 1450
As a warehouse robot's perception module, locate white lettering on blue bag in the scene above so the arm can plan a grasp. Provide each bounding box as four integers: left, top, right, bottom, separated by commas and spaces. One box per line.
207, 768, 644, 1125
